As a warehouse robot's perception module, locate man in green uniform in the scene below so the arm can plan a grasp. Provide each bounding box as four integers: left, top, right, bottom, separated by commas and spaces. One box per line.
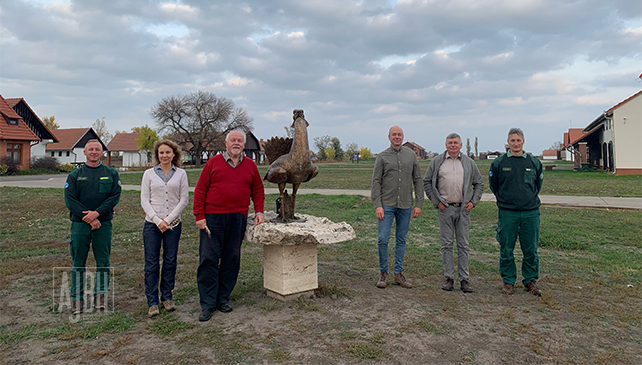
489, 128, 543, 296
64, 139, 121, 314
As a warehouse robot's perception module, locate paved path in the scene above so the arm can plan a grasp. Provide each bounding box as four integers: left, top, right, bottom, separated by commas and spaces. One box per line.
1, 175, 640, 210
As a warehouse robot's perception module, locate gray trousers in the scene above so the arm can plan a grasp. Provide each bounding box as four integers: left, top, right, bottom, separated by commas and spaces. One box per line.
438, 205, 471, 281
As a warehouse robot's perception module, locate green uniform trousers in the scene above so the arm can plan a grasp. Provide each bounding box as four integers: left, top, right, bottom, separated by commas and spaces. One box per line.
69, 221, 112, 301
496, 208, 540, 286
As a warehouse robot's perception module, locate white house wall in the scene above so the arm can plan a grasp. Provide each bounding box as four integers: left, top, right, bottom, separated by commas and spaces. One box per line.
613, 93, 642, 171
30, 140, 54, 158
48, 147, 86, 164
122, 151, 147, 167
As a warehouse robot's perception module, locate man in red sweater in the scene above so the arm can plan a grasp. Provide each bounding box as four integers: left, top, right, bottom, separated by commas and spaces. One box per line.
193, 130, 265, 322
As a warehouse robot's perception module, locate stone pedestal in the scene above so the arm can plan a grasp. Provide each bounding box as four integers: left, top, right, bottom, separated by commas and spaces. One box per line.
263, 244, 317, 300
246, 212, 355, 301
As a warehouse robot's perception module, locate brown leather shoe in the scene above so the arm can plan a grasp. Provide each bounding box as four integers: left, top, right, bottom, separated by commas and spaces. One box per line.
162, 300, 176, 312
376, 271, 388, 289
525, 281, 542, 296
148, 305, 160, 318
394, 272, 412, 289
72, 300, 83, 315
94, 294, 106, 310
442, 277, 454, 291
502, 283, 515, 295
460, 280, 474, 293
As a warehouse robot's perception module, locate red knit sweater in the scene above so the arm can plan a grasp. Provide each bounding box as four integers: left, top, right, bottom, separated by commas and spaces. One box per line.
193, 154, 265, 220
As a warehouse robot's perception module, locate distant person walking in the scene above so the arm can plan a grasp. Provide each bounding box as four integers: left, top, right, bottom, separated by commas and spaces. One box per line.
140, 140, 189, 318
489, 128, 543, 296
424, 133, 483, 293
193, 130, 265, 322
64, 139, 121, 314
371, 126, 423, 289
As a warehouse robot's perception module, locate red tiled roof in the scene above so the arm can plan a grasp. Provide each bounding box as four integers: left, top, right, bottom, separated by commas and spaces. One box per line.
47, 128, 91, 150
5, 97, 59, 142
565, 128, 586, 147
542, 150, 557, 156
571, 125, 601, 145
605, 89, 642, 114
583, 90, 642, 132
107, 132, 140, 151
0, 95, 39, 141
5, 98, 20, 108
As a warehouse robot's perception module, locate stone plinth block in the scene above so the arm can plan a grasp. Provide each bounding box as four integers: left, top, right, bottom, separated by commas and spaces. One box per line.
245, 212, 356, 245
245, 212, 355, 300
263, 244, 317, 297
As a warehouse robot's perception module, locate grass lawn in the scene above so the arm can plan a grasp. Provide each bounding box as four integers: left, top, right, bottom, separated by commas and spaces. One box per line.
1, 187, 641, 364
117, 160, 642, 197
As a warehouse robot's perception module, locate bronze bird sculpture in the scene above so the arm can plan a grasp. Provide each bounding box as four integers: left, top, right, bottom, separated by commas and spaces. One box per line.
264, 109, 319, 222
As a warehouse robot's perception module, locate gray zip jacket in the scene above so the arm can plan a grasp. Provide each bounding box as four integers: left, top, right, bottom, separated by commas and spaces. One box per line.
423, 152, 484, 208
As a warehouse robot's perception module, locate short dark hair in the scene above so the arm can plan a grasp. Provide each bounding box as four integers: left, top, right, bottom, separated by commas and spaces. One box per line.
153, 140, 183, 167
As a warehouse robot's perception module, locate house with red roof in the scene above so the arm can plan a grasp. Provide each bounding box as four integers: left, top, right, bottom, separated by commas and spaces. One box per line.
5, 97, 59, 159
106, 132, 148, 167
403, 141, 427, 159
565, 90, 641, 174
561, 128, 585, 162
0, 95, 40, 170
46, 128, 108, 165
542, 150, 559, 160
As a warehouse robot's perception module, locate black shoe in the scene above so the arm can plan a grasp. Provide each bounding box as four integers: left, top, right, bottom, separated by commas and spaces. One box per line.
217, 302, 233, 313
199, 308, 214, 322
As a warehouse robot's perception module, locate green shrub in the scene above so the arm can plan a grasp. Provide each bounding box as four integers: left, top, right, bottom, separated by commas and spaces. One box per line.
0, 157, 19, 175
58, 163, 76, 173
0, 164, 8, 175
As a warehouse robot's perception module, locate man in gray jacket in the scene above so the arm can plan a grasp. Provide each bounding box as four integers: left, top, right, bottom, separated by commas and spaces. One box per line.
424, 133, 483, 293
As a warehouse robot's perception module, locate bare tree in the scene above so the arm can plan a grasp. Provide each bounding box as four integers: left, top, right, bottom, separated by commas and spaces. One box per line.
92, 117, 113, 144
550, 141, 564, 150
149, 91, 253, 166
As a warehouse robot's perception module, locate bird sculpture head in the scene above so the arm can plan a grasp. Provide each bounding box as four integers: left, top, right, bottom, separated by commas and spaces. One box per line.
291, 109, 309, 127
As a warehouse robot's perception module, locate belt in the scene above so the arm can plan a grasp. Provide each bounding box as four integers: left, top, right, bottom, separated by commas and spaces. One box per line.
449, 203, 462, 207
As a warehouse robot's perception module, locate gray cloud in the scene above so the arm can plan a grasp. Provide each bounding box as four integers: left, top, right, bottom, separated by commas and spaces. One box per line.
1, 0, 640, 155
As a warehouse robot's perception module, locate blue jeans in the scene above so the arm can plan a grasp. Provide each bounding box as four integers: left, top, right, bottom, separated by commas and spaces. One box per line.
377, 206, 411, 274
143, 221, 181, 307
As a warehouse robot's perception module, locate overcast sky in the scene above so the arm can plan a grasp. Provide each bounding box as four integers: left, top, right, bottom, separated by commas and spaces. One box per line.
1, 0, 641, 155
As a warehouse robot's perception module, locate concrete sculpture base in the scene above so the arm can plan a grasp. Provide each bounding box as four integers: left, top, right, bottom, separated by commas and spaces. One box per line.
246, 212, 355, 301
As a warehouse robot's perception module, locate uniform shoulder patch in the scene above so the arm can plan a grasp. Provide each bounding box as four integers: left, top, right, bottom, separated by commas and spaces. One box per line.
489, 171, 493, 177
65, 182, 69, 188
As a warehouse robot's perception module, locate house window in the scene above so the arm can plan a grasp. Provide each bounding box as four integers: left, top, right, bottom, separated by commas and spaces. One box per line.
66, 151, 70, 157
7, 118, 18, 125
6, 143, 21, 162
51, 152, 55, 157
59, 151, 63, 157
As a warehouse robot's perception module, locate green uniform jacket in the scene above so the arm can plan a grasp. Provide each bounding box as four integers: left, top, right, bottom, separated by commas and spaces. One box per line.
64, 163, 122, 222
489, 152, 543, 211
